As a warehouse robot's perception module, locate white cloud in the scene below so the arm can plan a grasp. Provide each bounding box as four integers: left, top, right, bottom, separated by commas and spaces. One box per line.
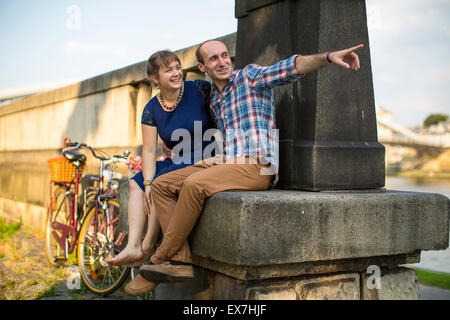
60, 40, 125, 56
366, 0, 450, 126
213, 0, 233, 6
367, 0, 449, 44
444, 26, 450, 37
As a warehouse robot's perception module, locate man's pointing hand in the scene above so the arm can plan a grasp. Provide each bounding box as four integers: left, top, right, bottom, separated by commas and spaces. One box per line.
328, 44, 364, 70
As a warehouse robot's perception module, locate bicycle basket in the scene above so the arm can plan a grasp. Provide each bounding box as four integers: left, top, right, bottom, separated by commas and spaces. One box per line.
48, 157, 84, 183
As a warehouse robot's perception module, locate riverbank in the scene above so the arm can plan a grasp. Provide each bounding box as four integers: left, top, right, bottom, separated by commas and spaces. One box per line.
0, 218, 135, 300
391, 171, 450, 180
386, 148, 450, 180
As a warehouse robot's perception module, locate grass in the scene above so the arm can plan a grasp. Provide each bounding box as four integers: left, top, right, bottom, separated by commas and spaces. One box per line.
0, 217, 22, 239
34, 284, 60, 299
26, 280, 39, 286
5, 280, 15, 290
407, 267, 450, 290
68, 281, 92, 300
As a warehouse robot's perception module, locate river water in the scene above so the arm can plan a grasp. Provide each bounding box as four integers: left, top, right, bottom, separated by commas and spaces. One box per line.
385, 176, 450, 274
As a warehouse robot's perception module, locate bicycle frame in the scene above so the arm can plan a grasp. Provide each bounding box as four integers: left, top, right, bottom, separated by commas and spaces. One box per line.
48, 160, 83, 256
90, 157, 126, 250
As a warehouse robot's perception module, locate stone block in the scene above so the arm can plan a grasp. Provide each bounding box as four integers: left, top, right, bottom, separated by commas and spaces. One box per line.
246, 286, 298, 300
192, 252, 420, 282
294, 273, 360, 300
191, 190, 449, 275
361, 267, 420, 300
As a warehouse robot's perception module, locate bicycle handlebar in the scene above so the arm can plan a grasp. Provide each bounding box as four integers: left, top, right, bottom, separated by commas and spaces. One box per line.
63, 142, 130, 163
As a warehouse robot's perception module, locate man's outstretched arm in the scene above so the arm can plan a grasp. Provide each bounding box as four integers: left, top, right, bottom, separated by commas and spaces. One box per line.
295, 44, 364, 75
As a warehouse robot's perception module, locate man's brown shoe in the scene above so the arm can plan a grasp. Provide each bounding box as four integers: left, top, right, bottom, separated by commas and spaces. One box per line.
125, 274, 157, 296
139, 261, 194, 283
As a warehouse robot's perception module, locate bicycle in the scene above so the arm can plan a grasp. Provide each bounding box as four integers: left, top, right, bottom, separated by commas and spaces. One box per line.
46, 140, 131, 295
46, 139, 91, 266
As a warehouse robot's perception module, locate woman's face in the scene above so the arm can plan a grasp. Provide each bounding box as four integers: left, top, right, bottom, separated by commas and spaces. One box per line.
154, 60, 183, 91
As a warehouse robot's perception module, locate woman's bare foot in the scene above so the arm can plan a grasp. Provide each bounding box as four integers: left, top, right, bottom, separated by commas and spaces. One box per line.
106, 246, 144, 267
126, 242, 156, 268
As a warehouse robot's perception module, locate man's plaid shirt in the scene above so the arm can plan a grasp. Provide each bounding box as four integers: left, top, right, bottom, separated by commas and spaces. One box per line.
209, 54, 301, 181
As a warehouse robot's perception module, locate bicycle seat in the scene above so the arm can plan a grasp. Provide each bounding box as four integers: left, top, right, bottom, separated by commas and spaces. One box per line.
63, 150, 87, 163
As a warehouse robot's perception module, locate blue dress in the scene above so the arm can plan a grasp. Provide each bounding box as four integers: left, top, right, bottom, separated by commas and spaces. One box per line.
131, 80, 217, 191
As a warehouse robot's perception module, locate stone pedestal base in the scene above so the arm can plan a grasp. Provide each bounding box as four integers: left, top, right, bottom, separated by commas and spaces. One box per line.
118, 186, 448, 300
154, 266, 420, 300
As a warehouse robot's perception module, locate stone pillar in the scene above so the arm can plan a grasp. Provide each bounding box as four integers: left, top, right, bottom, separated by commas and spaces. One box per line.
235, 0, 385, 190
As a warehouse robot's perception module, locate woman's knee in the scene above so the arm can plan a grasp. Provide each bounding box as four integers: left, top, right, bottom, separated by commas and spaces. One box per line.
129, 179, 143, 194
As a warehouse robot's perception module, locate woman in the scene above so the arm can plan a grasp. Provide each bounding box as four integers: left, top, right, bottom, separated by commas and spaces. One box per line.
106, 50, 216, 269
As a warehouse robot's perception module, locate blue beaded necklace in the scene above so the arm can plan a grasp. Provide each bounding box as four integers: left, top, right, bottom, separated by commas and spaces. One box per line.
157, 85, 184, 112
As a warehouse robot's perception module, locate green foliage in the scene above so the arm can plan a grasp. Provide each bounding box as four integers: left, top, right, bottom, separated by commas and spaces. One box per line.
408, 267, 450, 290
0, 217, 22, 239
5, 280, 15, 290
26, 280, 39, 286
34, 285, 60, 299
423, 113, 448, 127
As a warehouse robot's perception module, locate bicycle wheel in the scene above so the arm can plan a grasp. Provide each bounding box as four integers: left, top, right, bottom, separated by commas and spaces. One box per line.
77, 200, 130, 295
77, 189, 96, 231
45, 186, 72, 266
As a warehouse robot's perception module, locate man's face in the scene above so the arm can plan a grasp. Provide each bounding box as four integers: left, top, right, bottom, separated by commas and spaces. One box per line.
198, 41, 232, 83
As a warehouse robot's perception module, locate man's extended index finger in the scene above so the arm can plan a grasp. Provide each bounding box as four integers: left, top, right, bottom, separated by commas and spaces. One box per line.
348, 44, 364, 52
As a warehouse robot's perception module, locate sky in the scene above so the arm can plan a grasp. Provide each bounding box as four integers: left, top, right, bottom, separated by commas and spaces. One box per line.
0, 0, 449, 128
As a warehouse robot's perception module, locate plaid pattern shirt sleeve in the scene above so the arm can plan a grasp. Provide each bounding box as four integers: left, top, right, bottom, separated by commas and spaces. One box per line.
244, 54, 300, 91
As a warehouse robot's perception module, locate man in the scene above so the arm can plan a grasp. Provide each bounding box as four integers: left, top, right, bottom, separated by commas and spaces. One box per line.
125, 39, 363, 295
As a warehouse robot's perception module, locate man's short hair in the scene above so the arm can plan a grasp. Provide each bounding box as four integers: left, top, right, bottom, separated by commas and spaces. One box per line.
195, 39, 230, 64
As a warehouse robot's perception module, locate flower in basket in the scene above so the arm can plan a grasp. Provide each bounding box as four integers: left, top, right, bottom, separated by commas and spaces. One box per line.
127, 155, 142, 178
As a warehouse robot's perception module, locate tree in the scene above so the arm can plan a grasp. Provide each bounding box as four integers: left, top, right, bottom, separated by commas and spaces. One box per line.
423, 113, 448, 127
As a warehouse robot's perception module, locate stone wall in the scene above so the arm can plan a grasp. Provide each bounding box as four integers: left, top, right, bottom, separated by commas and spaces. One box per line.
0, 33, 236, 234
155, 266, 420, 300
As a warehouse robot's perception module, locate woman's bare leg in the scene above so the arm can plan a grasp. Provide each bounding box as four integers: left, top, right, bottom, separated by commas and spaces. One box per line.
127, 202, 160, 267
143, 202, 160, 256
106, 180, 146, 266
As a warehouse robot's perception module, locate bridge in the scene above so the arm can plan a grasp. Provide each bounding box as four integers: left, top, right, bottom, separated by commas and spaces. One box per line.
377, 117, 449, 154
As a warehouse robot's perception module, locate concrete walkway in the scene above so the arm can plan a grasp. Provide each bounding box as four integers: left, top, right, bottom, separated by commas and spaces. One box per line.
420, 284, 450, 300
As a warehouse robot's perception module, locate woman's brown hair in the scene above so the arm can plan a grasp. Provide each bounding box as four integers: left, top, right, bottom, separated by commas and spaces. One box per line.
146, 50, 182, 86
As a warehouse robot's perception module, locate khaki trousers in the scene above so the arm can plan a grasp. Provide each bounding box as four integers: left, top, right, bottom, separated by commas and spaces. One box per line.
150, 157, 273, 264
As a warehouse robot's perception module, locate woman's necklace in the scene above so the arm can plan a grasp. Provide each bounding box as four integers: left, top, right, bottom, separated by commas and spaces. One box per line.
158, 85, 183, 112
